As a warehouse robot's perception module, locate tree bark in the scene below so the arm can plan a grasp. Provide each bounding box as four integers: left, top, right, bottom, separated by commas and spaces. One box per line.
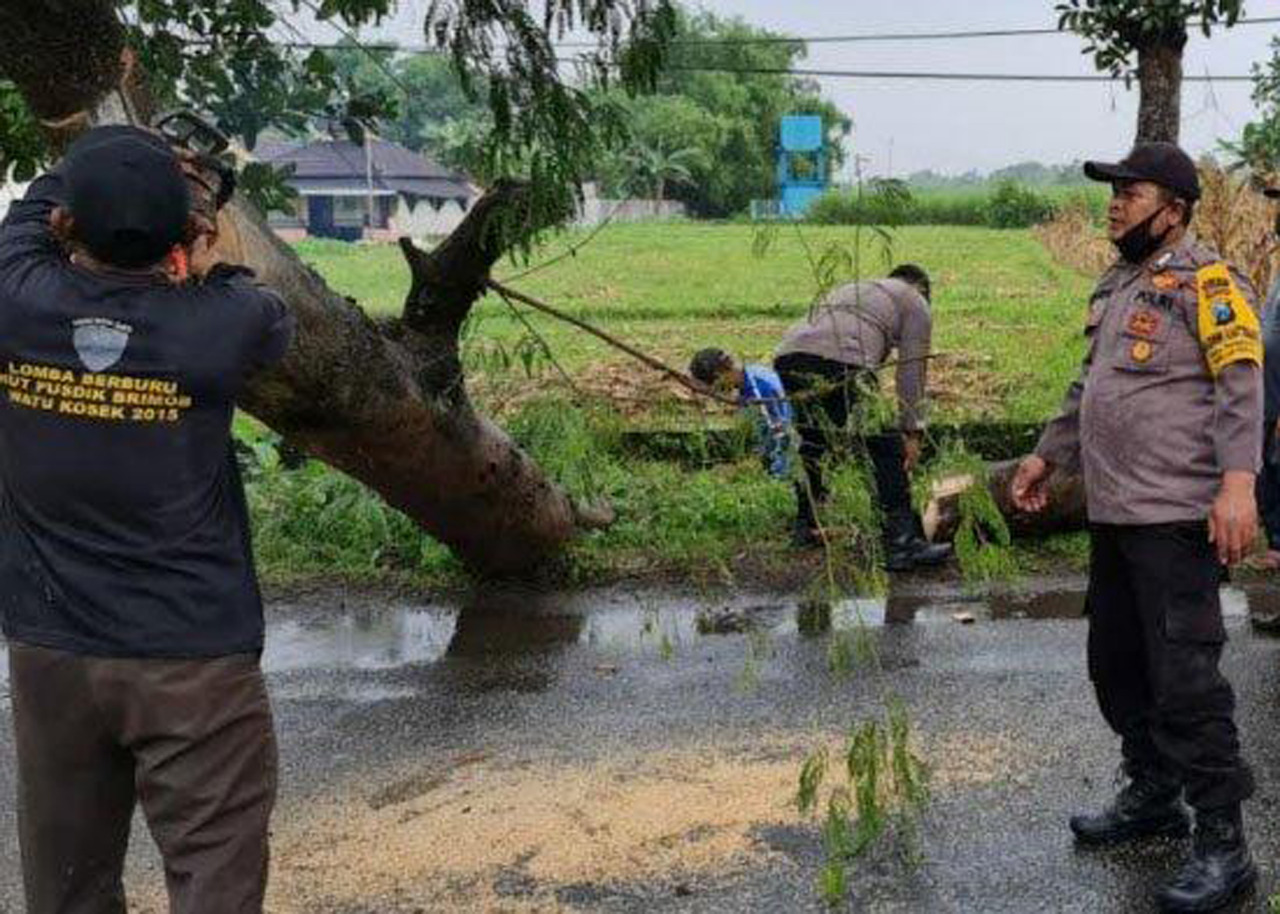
1135, 38, 1185, 144
922, 460, 1087, 543
0, 1, 600, 578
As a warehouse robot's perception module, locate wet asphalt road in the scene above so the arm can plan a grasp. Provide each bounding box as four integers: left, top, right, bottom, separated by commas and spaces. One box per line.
1, 576, 1278, 913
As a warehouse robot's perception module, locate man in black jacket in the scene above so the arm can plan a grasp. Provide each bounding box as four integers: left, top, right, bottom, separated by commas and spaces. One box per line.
0, 126, 293, 913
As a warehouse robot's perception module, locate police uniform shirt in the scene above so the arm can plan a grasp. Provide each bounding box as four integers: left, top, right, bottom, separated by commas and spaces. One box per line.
0, 173, 294, 658
775, 278, 932, 431
1036, 233, 1262, 525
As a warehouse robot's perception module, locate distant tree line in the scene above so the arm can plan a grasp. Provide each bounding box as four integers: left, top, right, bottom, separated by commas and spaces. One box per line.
904, 162, 1094, 190
319, 6, 849, 218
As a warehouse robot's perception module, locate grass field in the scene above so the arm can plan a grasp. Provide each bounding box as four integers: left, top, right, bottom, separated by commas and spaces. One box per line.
296, 221, 1096, 426
236, 222, 1100, 588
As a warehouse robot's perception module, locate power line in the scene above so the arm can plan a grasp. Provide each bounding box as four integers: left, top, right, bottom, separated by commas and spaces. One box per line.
561, 15, 1280, 47
291, 0, 419, 101
220, 39, 1249, 82
221, 40, 1256, 83
655, 65, 1254, 83
255, 14, 1280, 52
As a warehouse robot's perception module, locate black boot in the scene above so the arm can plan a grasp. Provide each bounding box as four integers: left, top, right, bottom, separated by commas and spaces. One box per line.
1157, 806, 1256, 912
791, 482, 823, 548
791, 517, 822, 549
1069, 775, 1190, 846
881, 509, 952, 571
883, 532, 953, 572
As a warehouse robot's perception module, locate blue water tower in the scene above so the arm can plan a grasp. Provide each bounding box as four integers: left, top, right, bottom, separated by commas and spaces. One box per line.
778, 115, 827, 217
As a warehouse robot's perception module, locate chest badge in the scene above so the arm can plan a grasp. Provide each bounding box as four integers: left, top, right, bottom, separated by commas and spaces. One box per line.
1152, 271, 1181, 292
1127, 309, 1161, 338
1130, 339, 1154, 364
72, 318, 133, 372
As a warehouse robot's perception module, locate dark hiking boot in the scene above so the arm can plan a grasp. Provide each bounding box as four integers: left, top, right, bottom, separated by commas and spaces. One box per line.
791, 522, 823, 549
791, 482, 824, 549
1070, 776, 1189, 846
1157, 806, 1256, 912
884, 533, 953, 572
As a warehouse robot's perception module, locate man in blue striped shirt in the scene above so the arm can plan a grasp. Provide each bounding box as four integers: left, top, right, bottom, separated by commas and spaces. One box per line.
690, 349, 793, 479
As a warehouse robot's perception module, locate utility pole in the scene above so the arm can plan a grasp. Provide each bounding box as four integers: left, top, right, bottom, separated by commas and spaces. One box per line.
364, 124, 376, 239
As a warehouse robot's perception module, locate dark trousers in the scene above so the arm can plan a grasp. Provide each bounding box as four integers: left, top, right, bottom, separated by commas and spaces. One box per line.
1257, 420, 1280, 547
8, 642, 278, 914
1086, 524, 1254, 811
774, 352, 916, 538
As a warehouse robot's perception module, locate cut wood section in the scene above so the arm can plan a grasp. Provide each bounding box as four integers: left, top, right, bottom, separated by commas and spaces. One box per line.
924, 459, 1087, 543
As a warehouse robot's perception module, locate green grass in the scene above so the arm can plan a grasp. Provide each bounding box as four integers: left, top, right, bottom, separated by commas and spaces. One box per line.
297, 222, 1095, 425
247, 223, 1102, 587
240, 406, 802, 586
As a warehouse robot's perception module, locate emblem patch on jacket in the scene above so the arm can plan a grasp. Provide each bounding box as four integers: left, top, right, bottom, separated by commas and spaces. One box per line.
1127, 309, 1161, 338
72, 318, 133, 373
1195, 263, 1260, 376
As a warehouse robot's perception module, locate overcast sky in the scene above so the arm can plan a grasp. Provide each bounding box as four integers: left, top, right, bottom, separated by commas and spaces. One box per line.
346, 0, 1278, 178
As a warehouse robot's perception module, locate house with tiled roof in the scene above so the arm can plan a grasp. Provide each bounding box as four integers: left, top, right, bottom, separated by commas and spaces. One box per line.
259, 137, 477, 242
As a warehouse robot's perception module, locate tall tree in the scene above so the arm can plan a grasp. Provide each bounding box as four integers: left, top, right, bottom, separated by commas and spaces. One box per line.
1057, 0, 1243, 144
0, 0, 675, 577
596, 9, 850, 217
1226, 34, 1280, 173
325, 43, 489, 164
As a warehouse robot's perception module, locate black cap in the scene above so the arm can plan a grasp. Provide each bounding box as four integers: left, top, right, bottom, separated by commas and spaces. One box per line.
62, 126, 190, 269
1083, 142, 1200, 202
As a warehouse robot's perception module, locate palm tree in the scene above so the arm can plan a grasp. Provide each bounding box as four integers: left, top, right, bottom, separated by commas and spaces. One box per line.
623, 142, 701, 214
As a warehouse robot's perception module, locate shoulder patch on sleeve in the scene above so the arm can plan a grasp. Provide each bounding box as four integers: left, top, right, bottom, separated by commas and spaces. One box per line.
1196, 262, 1261, 376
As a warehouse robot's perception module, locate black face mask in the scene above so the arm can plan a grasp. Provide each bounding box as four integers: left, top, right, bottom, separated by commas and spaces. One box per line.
1114, 206, 1173, 264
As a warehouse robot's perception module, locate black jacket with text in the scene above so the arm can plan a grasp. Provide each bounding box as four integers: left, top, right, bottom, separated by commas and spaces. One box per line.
0, 173, 293, 658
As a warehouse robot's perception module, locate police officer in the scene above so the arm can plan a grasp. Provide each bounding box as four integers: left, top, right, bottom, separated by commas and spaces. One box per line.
1253, 186, 1280, 631
1011, 143, 1258, 912
0, 126, 293, 912
774, 264, 952, 571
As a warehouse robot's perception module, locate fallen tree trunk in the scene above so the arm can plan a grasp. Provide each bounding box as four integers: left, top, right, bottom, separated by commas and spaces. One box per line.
0, 2, 605, 577
922, 460, 1087, 543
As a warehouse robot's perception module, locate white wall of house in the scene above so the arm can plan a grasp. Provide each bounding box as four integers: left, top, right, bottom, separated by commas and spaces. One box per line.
389, 196, 472, 239
266, 192, 473, 242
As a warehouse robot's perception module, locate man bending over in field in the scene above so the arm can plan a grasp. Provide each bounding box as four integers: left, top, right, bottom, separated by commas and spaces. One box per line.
773, 263, 952, 571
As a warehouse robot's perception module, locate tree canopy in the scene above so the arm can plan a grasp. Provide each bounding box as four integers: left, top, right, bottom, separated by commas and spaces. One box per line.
2, 2, 854, 219
325, 45, 486, 160
312, 8, 851, 217
595, 9, 850, 216
1229, 35, 1280, 174
1056, 0, 1244, 81
1, 0, 676, 236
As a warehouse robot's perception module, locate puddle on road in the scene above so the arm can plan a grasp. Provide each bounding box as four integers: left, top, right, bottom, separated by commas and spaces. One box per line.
260, 591, 941, 680
0, 584, 1262, 701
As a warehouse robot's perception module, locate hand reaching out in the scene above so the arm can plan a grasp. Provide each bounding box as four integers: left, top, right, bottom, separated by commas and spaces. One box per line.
1010, 455, 1052, 514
